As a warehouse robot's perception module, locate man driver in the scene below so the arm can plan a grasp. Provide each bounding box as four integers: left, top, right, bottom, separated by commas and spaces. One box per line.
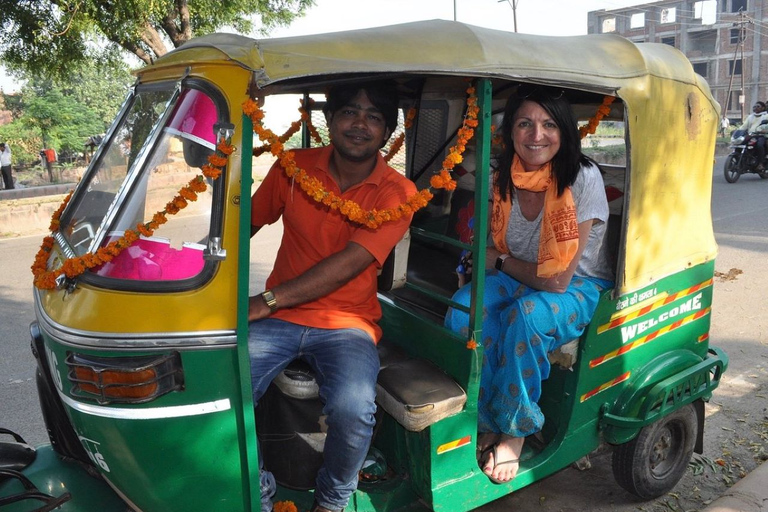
248, 80, 417, 512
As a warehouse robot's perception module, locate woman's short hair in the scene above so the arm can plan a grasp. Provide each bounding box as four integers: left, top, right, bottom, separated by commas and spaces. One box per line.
323, 80, 400, 135
497, 85, 587, 199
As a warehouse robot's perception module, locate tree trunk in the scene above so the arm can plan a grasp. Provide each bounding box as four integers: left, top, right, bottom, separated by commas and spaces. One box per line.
140, 22, 169, 60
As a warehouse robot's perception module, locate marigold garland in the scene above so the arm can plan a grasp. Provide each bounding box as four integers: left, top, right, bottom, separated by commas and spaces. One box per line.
383, 106, 417, 163
253, 99, 323, 157
243, 85, 482, 230
579, 96, 616, 139
31, 137, 235, 290
273, 501, 298, 512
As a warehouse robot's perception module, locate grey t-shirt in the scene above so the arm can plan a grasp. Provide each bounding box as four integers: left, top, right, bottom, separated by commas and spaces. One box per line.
504, 161, 614, 282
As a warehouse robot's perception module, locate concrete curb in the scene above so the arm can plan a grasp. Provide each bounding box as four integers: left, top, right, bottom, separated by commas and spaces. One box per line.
701, 461, 768, 512
0, 185, 75, 238
0, 183, 75, 200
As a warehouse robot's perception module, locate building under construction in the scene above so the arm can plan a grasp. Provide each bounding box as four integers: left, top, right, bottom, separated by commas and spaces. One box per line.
587, 0, 765, 123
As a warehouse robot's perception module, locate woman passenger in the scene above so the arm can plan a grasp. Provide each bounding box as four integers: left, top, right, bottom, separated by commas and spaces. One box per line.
444, 86, 614, 483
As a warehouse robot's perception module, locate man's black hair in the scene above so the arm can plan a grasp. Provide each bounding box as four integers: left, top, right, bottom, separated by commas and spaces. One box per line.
323, 80, 400, 134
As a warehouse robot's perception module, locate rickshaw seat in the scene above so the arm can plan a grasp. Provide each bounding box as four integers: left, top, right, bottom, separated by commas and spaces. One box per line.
375, 340, 467, 431
265, 341, 467, 433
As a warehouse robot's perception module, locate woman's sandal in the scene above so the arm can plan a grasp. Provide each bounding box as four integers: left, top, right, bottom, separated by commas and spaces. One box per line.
480, 443, 520, 484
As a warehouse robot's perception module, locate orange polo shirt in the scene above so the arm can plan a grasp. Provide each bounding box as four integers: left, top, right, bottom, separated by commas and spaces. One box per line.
251, 145, 417, 343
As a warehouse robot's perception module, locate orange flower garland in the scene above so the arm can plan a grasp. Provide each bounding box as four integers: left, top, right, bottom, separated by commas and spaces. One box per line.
243, 85, 482, 230
31, 138, 234, 290
383, 106, 417, 163
253, 99, 323, 157
579, 96, 616, 139
273, 501, 298, 512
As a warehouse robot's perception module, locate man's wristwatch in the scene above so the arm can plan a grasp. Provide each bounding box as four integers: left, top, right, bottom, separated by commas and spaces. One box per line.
261, 290, 278, 312
495, 254, 510, 271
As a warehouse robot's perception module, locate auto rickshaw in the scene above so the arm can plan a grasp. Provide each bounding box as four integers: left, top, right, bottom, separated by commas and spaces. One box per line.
0, 20, 727, 512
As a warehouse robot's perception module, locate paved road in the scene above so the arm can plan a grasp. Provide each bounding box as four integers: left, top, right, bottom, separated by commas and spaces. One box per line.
1, 156, 766, 512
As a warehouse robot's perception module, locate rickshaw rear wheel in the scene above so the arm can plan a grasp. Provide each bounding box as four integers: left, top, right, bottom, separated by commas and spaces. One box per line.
723, 155, 741, 183
758, 170, 768, 179
611, 404, 697, 500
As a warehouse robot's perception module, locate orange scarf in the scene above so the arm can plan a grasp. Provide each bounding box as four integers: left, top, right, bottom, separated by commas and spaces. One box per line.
491, 155, 580, 278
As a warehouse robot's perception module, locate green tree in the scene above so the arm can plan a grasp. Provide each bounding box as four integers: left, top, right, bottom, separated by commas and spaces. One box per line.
0, 0, 313, 79
0, 64, 131, 171
58, 59, 134, 127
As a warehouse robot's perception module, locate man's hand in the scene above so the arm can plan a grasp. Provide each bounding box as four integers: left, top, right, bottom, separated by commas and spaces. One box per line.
248, 294, 272, 322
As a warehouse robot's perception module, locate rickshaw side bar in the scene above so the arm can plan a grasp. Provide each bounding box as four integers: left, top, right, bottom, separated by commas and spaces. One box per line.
401, 281, 470, 313
235, 109, 261, 512
612, 108, 630, 295
409, 226, 472, 250
468, 79, 492, 348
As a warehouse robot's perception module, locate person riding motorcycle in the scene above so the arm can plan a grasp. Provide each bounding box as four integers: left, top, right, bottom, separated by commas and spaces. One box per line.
737, 101, 768, 170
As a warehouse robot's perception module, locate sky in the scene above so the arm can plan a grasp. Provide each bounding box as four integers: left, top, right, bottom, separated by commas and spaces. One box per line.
0, 0, 644, 93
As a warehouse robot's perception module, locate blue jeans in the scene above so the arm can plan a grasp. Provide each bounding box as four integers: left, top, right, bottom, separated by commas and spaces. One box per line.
248, 318, 380, 511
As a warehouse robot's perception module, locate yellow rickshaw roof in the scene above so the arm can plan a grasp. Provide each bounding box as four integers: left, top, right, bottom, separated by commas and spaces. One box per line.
149, 19, 705, 94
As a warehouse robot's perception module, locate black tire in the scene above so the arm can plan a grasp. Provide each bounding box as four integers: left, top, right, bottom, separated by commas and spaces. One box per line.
612, 404, 697, 500
723, 154, 741, 183
759, 170, 768, 179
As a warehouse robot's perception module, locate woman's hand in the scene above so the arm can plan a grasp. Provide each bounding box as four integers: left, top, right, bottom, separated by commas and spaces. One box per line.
459, 246, 504, 279
484, 247, 503, 271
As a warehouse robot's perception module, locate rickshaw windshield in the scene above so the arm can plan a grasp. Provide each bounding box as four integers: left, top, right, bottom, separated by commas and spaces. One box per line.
60, 87, 176, 255
88, 87, 219, 283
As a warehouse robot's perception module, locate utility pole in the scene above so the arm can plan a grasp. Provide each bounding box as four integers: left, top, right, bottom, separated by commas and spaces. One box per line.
740, 14, 746, 121
725, 9, 748, 122
499, 0, 519, 33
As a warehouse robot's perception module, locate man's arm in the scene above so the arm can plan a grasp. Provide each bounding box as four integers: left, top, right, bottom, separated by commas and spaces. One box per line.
248, 241, 375, 321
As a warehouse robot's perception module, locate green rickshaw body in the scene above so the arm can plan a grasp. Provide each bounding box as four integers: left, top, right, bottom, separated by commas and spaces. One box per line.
0, 20, 727, 512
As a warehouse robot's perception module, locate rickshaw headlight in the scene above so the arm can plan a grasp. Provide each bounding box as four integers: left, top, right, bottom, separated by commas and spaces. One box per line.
66, 352, 184, 405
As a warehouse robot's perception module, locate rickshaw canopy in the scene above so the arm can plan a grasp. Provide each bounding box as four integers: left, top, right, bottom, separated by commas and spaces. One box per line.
148, 19, 719, 295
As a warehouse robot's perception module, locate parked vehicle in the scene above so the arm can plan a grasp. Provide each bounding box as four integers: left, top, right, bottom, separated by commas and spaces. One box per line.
723, 129, 768, 182
0, 21, 727, 512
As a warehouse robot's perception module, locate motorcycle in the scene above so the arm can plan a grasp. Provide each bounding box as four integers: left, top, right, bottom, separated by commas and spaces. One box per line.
723, 129, 768, 182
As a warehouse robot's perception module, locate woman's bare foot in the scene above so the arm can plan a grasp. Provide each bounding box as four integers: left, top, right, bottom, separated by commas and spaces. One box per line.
476, 432, 500, 464
477, 433, 500, 454
482, 434, 524, 483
